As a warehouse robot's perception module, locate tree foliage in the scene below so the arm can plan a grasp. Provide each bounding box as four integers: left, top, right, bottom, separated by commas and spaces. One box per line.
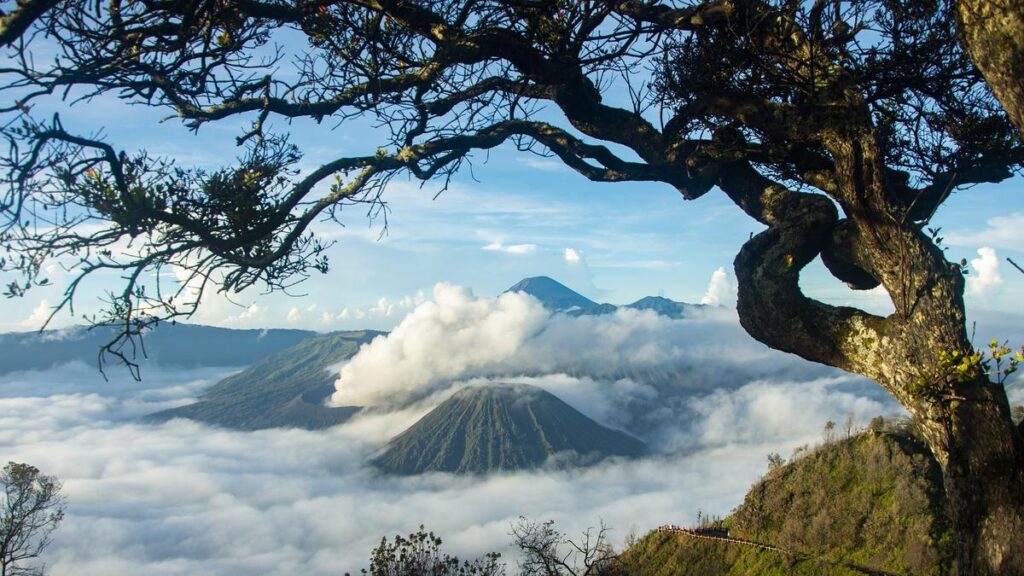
0, 0, 1014, 365
351, 525, 503, 576
0, 462, 65, 576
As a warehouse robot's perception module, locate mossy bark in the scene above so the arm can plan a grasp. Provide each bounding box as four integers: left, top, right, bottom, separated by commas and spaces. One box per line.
719, 130, 1024, 575
957, 0, 1024, 138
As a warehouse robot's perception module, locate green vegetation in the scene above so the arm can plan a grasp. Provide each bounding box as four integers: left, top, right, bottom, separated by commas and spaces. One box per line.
145, 330, 381, 430
374, 384, 646, 475
617, 422, 952, 575
1, 462, 65, 576
615, 532, 867, 576
348, 526, 503, 576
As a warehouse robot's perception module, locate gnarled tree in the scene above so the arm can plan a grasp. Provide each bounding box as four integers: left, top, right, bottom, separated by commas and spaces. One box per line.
0, 1, 1021, 573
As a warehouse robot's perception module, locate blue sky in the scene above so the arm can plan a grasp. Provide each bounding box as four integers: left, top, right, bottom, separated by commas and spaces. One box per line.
1, 60, 1022, 333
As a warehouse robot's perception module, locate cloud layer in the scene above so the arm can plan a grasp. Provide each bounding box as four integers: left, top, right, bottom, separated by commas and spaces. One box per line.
15, 285, 1023, 575
2, 361, 897, 576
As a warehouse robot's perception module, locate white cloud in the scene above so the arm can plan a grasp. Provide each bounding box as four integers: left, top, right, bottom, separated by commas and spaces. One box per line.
690, 377, 889, 447
564, 248, 582, 264
18, 299, 54, 330
700, 267, 736, 307
369, 297, 394, 317
1, 358, 895, 576
946, 212, 1024, 250
398, 291, 427, 309
967, 247, 1003, 296
482, 241, 538, 255
518, 156, 569, 173
286, 308, 301, 323
597, 260, 678, 271
222, 303, 265, 326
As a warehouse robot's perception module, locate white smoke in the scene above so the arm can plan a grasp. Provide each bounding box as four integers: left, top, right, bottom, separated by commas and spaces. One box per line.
329, 282, 859, 449
330, 284, 549, 407
700, 266, 736, 307
330, 283, 709, 408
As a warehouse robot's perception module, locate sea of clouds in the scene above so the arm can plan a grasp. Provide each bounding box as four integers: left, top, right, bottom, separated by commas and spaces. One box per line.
4, 285, 1022, 576
330, 284, 891, 449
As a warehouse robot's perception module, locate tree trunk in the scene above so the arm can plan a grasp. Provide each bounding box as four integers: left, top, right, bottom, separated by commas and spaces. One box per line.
916, 379, 1024, 575
829, 131, 1024, 576
957, 0, 1024, 139
719, 138, 1024, 573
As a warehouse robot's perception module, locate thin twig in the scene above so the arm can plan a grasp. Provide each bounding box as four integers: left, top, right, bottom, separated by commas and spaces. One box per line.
1007, 257, 1024, 276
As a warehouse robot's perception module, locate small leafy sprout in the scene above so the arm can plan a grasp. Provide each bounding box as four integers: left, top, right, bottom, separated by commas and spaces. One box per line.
987, 340, 1022, 386
912, 341, 1022, 400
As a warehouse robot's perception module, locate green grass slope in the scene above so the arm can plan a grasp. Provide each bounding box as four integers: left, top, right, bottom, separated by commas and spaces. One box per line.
145, 330, 382, 430
618, 426, 952, 575
617, 531, 868, 576
374, 384, 646, 475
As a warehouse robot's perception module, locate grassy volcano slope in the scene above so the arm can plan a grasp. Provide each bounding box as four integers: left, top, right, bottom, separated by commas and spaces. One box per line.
617, 531, 867, 576
374, 384, 646, 475
618, 427, 952, 576
146, 330, 382, 430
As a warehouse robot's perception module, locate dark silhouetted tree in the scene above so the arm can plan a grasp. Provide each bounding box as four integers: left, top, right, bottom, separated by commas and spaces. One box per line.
350, 525, 503, 576
0, 2, 1022, 572
511, 517, 617, 576
0, 462, 65, 576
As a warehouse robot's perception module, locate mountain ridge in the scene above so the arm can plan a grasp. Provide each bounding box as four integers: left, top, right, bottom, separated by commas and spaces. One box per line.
0, 324, 318, 375
504, 276, 705, 318
144, 330, 382, 430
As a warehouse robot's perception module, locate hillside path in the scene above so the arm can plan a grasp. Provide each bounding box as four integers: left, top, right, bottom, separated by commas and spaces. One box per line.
654, 525, 902, 576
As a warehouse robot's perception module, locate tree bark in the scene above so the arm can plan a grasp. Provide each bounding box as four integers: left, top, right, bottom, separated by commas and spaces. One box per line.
719, 135, 1024, 573
957, 0, 1024, 139
922, 378, 1024, 575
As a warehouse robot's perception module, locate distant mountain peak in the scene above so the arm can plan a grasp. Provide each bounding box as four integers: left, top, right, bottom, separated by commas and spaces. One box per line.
626, 296, 704, 319
373, 383, 645, 475
629, 295, 674, 306
504, 276, 598, 311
